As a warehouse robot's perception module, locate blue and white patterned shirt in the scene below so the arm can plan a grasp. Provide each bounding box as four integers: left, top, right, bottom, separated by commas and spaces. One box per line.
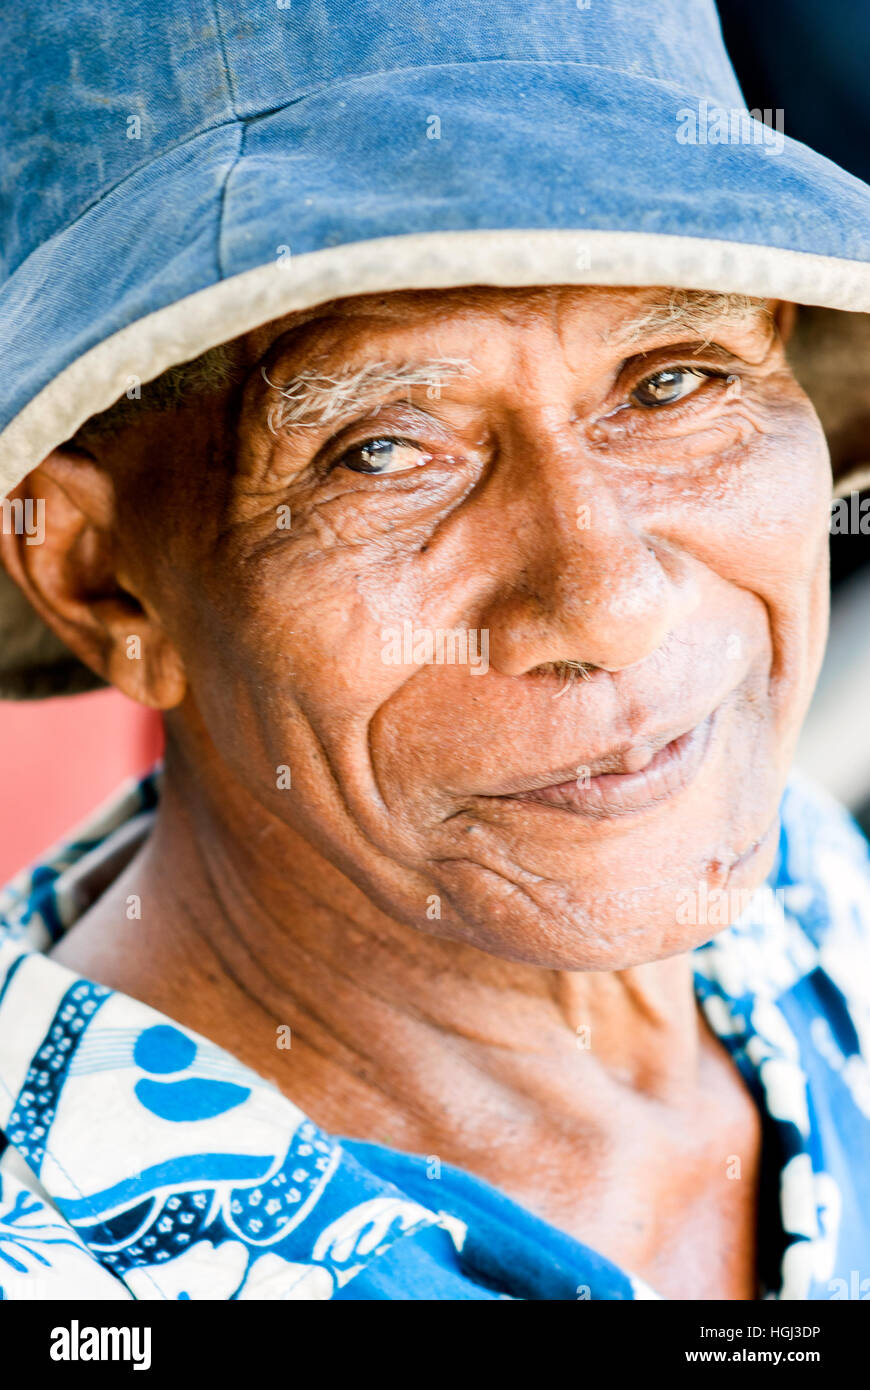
1, 770, 869, 1300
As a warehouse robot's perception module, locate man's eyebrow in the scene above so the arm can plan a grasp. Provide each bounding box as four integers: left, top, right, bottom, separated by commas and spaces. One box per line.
609, 290, 775, 350
262, 356, 479, 435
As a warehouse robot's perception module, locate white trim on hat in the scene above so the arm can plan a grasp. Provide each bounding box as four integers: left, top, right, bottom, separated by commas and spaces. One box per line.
2, 227, 870, 496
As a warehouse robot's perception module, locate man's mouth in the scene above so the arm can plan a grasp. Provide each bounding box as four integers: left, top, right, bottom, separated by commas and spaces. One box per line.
490, 705, 723, 818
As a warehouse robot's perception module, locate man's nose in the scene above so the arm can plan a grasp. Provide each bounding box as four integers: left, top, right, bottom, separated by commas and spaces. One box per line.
480, 444, 699, 676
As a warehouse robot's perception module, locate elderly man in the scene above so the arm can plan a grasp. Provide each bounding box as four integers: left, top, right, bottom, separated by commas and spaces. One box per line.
0, 0, 869, 1303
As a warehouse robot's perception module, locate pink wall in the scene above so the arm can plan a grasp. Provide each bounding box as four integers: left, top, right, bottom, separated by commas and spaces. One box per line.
0, 690, 164, 882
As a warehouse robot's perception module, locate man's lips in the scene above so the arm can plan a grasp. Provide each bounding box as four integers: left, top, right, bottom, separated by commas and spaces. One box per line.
485, 704, 725, 818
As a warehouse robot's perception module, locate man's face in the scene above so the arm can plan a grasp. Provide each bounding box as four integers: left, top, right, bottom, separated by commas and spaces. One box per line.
112, 285, 832, 968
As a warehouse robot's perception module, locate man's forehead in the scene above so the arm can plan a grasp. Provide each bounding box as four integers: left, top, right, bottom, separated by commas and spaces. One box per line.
246, 284, 774, 368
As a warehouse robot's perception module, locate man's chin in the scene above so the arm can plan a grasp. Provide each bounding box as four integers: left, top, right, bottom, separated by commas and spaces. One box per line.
424, 810, 782, 972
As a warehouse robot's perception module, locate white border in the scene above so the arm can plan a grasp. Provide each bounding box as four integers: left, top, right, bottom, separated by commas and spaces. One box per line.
3, 227, 870, 494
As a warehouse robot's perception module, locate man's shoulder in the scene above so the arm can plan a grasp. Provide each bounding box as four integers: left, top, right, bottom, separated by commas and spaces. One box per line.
696, 772, 870, 1021
775, 770, 870, 954
0, 1148, 132, 1300
760, 773, 870, 1056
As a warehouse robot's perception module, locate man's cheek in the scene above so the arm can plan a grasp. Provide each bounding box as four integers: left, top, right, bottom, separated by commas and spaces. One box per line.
234, 546, 485, 730
674, 431, 827, 596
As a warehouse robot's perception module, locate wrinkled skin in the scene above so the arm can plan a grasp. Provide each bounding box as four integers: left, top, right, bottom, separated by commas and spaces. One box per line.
1, 286, 832, 1298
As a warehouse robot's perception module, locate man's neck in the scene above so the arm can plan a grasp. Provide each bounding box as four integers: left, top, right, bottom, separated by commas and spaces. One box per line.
49, 757, 711, 1154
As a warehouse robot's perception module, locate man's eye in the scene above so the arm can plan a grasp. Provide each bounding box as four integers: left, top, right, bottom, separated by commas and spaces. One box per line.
333, 436, 432, 475
630, 366, 712, 408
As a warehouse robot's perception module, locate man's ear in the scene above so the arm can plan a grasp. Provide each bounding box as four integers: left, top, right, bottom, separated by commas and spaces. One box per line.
0, 448, 187, 708
773, 300, 798, 345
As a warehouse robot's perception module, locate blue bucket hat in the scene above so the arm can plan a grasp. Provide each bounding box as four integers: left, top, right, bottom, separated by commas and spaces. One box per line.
2, 0, 869, 695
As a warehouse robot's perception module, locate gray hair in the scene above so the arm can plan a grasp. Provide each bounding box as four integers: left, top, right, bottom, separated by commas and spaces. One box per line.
263, 357, 478, 435
609, 289, 774, 350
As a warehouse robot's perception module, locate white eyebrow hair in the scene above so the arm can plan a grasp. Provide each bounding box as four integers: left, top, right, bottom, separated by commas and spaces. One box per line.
262, 356, 479, 434
609, 289, 774, 350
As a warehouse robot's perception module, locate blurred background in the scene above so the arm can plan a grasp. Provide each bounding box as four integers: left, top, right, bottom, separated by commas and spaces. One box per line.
0, 694, 163, 881
0, 0, 868, 883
